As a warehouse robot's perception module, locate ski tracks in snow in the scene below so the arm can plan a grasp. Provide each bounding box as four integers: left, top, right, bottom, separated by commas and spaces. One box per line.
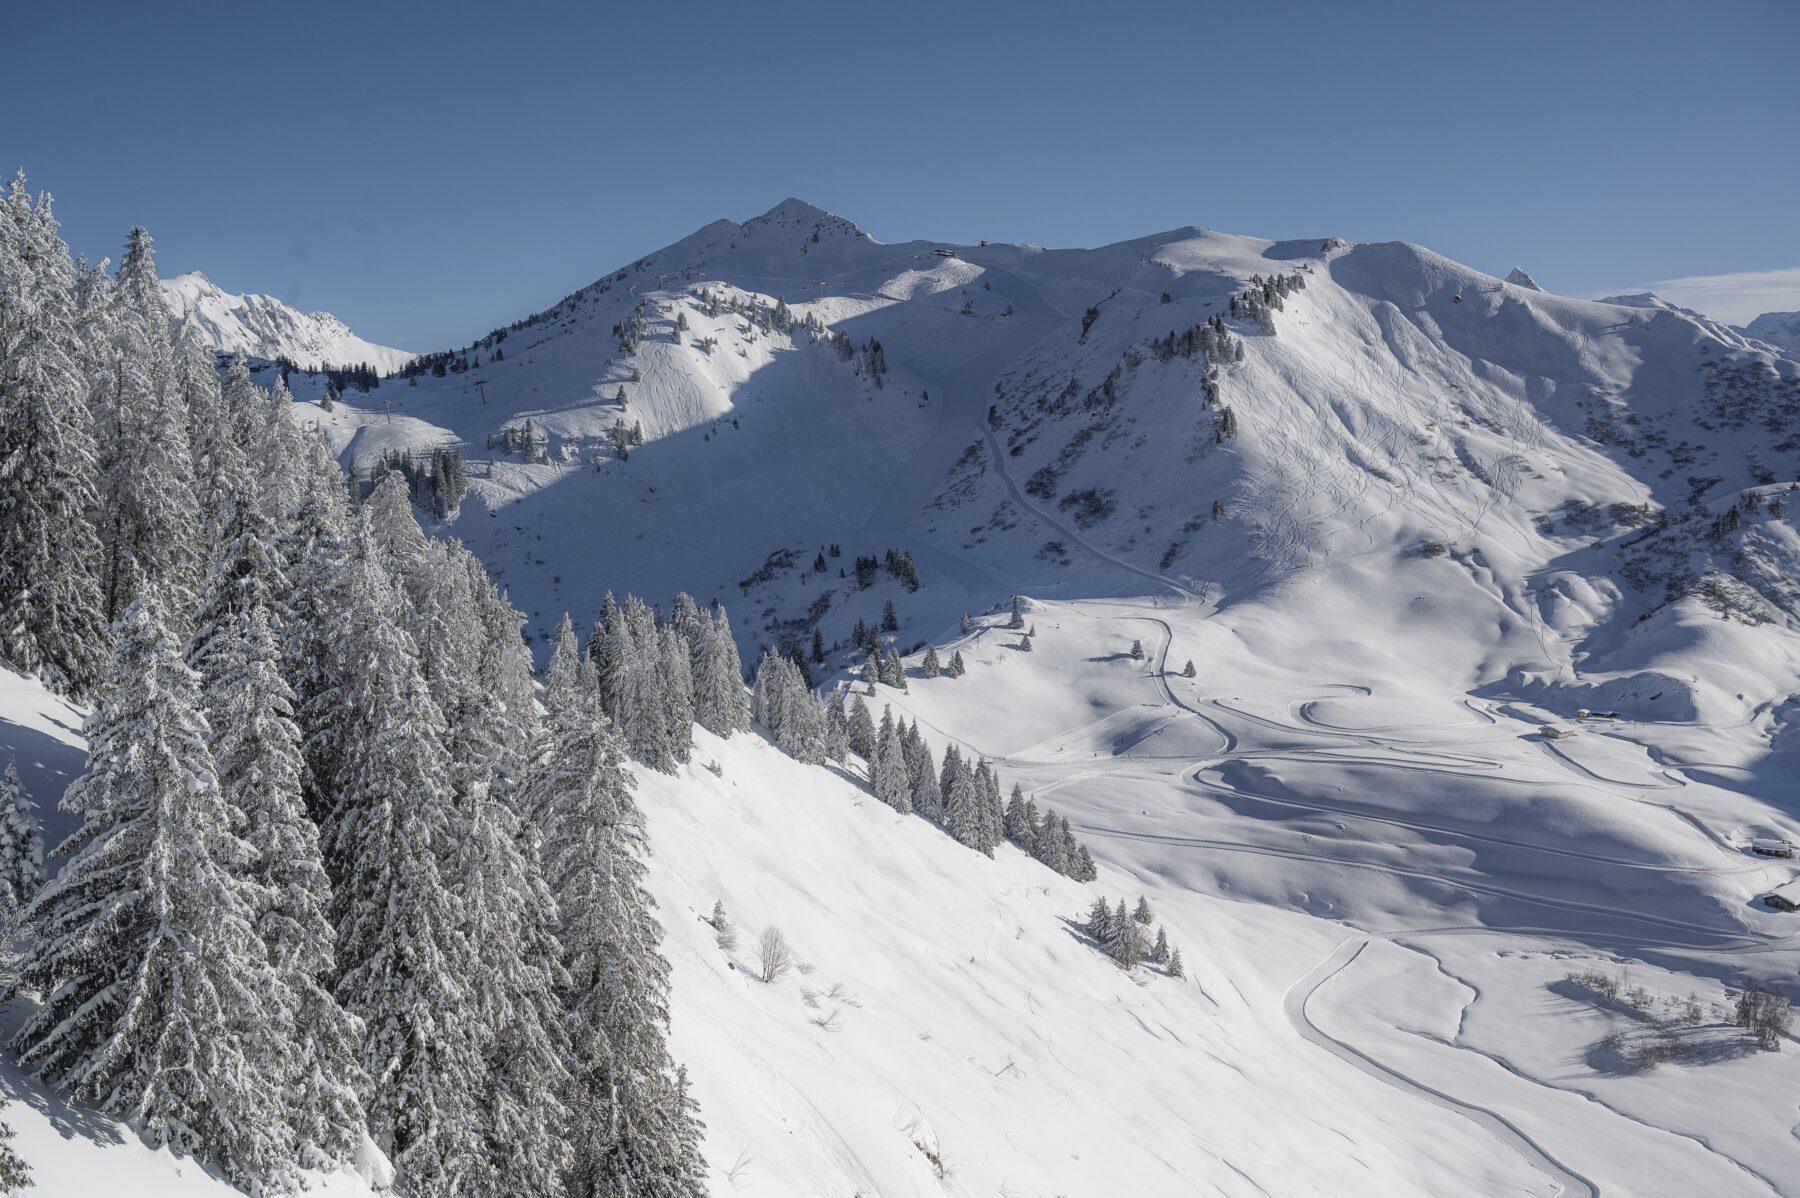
1284, 936, 1596, 1198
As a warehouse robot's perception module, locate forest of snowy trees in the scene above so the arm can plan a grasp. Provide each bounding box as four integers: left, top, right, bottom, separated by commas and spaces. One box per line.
0, 176, 706, 1196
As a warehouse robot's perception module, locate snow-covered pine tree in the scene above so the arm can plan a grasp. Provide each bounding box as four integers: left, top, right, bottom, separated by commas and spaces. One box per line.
921, 646, 941, 678
772, 653, 827, 765
619, 596, 679, 770
1182, 659, 1196, 678
847, 694, 876, 759
1084, 896, 1113, 941
751, 647, 783, 732
186, 464, 292, 690
948, 650, 966, 677
1167, 946, 1185, 979
873, 710, 910, 813
1130, 639, 1145, 661
873, 706, 894, 774
1003, 783, 1030, 845
1072, 842, 1098, 883
590, 591, 628, 723
824, 693, 850, 761
200, 602, 368, 1170
536, 679, 705, 1197
0, 179, 108, 694
92, 227, 202, 623
0, 762, 43, 906
453, 779, 572, 1197
656, 621, 696, 766
1033, 809, 1073, 875
864, 647, 881, 693
974, 760, 1005, 855
884, 646, 908, 691
314, 523, 488, 1196
1134, 895, 1154, 925
172, 319, 244, 561
1150, 925, 1170, 965
13, 587, 295, 1191
0, 1115, 28, 1194
1107, 899, 1145, 970
699, 603, 751, 735
945, 752, 986, 854
544, 613, 583, 720
903, 722, 941, 821
1008, 595, 1024, 629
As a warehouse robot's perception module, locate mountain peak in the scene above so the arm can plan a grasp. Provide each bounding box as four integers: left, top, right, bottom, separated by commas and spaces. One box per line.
755, 196, 834, 222
1505, 266, 1543, 291
741, 197, 869, 243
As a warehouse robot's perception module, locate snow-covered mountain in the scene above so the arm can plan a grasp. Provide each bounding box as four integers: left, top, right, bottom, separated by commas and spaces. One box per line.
160, 272, 411, 373
13, 197, 1800, 1194
251, 199, 1800, 1192
1743, 310, 1800, 356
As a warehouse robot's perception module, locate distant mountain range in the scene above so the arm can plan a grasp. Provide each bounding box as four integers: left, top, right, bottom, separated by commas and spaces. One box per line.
160, 271, 411, 373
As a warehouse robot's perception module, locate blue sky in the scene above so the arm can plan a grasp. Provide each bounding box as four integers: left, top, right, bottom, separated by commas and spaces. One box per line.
9, 0, 1796, 348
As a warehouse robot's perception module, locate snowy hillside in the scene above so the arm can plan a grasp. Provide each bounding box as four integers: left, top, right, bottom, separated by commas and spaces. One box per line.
161, 272, 411, 373
6, 191, 1799, 1196
278, 197, 1800, 1194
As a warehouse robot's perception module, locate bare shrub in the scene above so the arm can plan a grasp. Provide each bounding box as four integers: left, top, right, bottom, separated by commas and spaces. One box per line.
758, 926, 792, 984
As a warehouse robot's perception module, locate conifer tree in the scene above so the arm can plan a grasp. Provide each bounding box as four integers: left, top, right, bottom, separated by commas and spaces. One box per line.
13, 588, 294, 1191
1182, 660, 1196, 678
1008, 595, 1024, 629
945, 752, 986, 853
695, 603, 749, 736
1084, 896, 1113, 941
537, 682, 705, 1196
0, 179, 108, 695
315, 525, 487, 1196
1130, 639, 1145, 661
823, 694, 850, 761
1150, 925, 1170, 965
904, 722, 941, 820
873, 710, 910, 813
1167, 946, 1185, 979
173, 320, 244, 560
201, 602, 368, 1170
1003, 783, 1031, 845
0, 762, 42, 906
1033, 809, 1073, 876
0, 1116, 28, 1194
921, 646, 941, 678
1134, 895, 1154, 925
1072, 842, 1098, 883
847, 694, 876, 759
93, 227, 202, 623
949, 650, 966, 678
1107, 899, 1145, 970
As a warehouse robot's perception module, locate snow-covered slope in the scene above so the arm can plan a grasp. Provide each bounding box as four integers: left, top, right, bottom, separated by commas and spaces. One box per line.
161, 272, 411, 373
279, 198, 1799, 1193
262, 200, 1800, 1193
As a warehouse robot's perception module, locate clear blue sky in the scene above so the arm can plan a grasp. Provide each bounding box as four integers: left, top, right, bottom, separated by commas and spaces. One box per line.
10, 0, 1796, 348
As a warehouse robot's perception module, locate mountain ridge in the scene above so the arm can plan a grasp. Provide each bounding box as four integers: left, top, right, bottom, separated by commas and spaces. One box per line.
161, 271, 412, 373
